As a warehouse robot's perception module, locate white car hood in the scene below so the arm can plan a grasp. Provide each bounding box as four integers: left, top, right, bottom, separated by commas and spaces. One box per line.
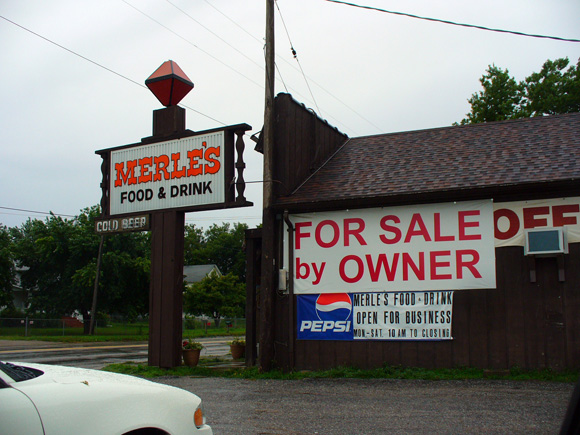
9, 362, 157, 387
3, 362, 207, 435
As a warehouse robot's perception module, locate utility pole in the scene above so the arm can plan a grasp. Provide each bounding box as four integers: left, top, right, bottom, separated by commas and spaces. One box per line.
89, 234, 105, 335
259, 0, 276, 371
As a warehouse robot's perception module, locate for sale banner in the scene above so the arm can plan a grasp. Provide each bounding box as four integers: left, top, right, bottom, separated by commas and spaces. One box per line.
297, 291, 453, 341
290, 200, 495, 294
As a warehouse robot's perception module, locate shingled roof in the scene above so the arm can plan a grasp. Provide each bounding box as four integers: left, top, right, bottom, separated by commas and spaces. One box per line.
275, 112, 580, 210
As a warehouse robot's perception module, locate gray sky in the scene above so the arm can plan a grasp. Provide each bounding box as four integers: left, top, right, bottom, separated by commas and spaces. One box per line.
1, 0, 579, 230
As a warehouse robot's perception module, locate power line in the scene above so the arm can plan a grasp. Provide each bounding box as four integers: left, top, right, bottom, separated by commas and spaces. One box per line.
0, 14, 226, 125
274, 0, 322, 117
0, 206, 76, 218
324, 0, 580, 43
185, 215, 261, 222
121, 0, 263, 89
165, 0, 264, 72
0, 15, 143, 87
201, 0, 381, 134
203, 0, 263, 45
164, 0, 360, 133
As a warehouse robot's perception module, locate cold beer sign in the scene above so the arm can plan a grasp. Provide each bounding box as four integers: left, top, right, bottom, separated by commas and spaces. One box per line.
290, 200, 496, 294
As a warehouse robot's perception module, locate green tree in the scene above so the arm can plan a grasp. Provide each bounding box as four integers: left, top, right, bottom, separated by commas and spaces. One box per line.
459, 57, 580, 124
524, 57, 580, 116
0, 225, 16, 309
183, 272, 245, 326
459, 65, 526, 124
184, 224, 205, 265
12, 214, 86, 320
12, 206, 151, 331
185, 222, 248, 281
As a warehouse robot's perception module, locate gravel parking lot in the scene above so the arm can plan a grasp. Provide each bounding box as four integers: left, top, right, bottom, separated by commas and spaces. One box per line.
156, 377, 574, 434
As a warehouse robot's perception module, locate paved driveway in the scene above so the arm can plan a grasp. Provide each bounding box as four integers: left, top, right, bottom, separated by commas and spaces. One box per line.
2, 340, 575, 433
156, 377, 574, 434
0, 337, 232, 369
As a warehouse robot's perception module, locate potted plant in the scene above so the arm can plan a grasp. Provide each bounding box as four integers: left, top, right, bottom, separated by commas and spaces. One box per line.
228, 337, 246, 360
182, 338, 203, 366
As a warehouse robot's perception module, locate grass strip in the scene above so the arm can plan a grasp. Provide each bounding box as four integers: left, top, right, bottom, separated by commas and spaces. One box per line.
103, 360, 579, 383
0, 329, 245, 343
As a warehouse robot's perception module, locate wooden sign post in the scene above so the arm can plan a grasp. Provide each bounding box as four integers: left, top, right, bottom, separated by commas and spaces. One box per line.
96, 61, 252, 368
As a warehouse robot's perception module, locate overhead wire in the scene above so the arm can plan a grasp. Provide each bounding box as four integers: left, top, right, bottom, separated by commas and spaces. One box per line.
0, 15, 142, 88
201, 0, 376, 134
203, 0, 263, 45
0, 14, 225, 125
121, 0, 263, 90
185, 215, 261, 222
274, 0, 322, 118
0, 206, 76, 219
324, 0, 580, 43
166, 0, 360, 133
165, 0, 264, 73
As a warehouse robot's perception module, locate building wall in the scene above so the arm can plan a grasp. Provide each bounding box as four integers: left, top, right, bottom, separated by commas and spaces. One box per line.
285, 243, 580, 371
246, 237, 580, 371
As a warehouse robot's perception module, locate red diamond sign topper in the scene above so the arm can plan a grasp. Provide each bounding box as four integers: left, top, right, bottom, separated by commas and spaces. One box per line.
145, 60, 194, 107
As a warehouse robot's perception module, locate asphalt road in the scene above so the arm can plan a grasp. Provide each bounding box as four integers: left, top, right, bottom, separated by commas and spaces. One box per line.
156, 376, 575, 435
0, 337, 232, 369
1, 339, 576, 434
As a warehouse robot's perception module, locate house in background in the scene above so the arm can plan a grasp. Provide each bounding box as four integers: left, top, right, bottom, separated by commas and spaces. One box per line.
10, 267, 29, 312
183, 264, 221, 286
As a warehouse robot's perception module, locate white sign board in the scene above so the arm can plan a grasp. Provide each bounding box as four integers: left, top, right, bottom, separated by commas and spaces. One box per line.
352, 291, 454, 340
109, 132, 225, 215
290, 200, 496, 294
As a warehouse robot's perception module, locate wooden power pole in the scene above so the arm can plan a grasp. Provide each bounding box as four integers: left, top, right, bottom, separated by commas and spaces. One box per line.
259, 0, 276, 371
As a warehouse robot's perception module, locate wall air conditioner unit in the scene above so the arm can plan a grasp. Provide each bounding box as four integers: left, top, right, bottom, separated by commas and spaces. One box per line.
524, 227, 568, 256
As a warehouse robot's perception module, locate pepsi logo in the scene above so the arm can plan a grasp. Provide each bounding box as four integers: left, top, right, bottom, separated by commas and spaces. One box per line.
315, 293, 352, 322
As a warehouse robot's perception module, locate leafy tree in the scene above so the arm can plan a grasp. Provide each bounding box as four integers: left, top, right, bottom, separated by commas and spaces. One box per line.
12, 206, 151, 331
524, 57, 580, 116
184, 224, 205, 265
9, 204, 248, 330
183, 272, 245, 326
12, 214, 86, 320
184, 222, 248, 281
459, 65, 526, 124
0, 225, 16, 308
459, 57, 580, 124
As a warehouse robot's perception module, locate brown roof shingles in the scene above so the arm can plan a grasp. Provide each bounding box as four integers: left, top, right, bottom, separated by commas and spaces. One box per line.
276, 113, 580, 207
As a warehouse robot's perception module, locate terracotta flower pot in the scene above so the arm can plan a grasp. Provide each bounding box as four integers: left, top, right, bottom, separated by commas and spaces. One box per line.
182, 349, 201, 366
230, 344, 246, 360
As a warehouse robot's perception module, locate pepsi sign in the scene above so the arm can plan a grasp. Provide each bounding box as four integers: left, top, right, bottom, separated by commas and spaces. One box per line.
297, 293, 353, 340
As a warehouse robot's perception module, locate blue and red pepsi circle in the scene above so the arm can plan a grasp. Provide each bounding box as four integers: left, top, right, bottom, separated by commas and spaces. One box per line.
315, 293, 352, 322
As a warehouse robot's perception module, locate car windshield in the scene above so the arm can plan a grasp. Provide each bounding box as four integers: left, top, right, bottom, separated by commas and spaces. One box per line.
0, 362, 44, 382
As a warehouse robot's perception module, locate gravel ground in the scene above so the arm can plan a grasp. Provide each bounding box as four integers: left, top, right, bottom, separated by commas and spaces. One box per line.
155, 377, 574, 434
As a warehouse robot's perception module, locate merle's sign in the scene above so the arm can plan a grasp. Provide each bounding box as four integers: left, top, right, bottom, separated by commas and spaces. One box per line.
109, 132, 223, 215
96, 124, 252, 218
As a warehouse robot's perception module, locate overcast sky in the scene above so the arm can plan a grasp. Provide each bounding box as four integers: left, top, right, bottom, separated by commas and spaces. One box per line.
1, 0, 579, 230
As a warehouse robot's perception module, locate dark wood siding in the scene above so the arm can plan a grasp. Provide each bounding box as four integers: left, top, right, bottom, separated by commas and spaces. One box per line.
273, 93, 347, 197
266, 244, 580, 371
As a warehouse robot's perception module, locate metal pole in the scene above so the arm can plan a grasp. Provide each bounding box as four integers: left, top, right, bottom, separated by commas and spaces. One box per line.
89, 235, 105, 335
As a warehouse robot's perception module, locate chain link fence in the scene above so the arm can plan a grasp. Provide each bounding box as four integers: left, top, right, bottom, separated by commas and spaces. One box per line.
0, 317, 245, 337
